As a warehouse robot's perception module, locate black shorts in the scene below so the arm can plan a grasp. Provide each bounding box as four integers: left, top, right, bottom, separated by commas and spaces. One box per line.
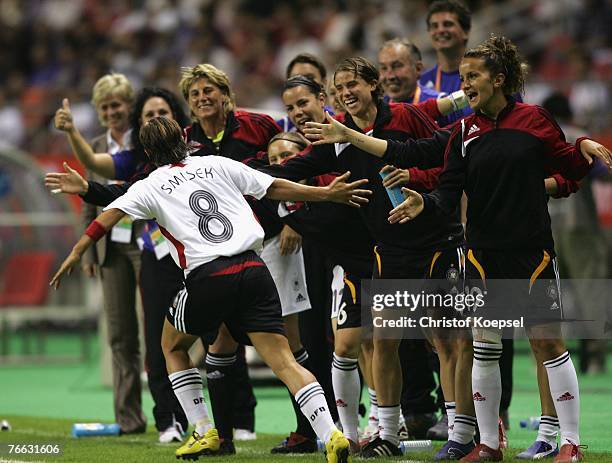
336, 270, 364, 330
372, 244, 464, 282
364, 245, 466, 337
465, 248, 562, 326
167, 251, 285, 345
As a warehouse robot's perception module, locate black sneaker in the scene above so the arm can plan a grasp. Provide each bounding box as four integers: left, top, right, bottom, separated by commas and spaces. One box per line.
360, 437, 402, 458
218, 439, 236, 455
405, 412, 438, 439
271, 432, 317, 454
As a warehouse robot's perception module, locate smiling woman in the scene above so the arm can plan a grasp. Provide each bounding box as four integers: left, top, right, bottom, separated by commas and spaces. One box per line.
282, 76, 327, 135
332, 57, 383, 130
179, 64, 237, 143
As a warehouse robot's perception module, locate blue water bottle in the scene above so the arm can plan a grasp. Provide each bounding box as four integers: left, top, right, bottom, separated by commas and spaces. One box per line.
72, 423, 121, 437
519, 416, 541, 430
400, 440, 433, 453
379, 171, 405, 208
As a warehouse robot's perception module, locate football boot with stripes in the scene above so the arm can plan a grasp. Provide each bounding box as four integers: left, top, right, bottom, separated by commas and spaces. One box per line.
360, 437, 402, 458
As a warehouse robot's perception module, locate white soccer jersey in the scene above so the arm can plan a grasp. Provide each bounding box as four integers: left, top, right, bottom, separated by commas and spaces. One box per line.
105, 156, 275, 275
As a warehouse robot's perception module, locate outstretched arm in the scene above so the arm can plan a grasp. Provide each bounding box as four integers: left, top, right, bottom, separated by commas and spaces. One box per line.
304, 113, 450, 169
45, 162, 89, 195
50, 208, 126, 289
45, 162, 132, 207
304, 113, 389, 157
55, 98, 116, 178
265, 172, 371, 208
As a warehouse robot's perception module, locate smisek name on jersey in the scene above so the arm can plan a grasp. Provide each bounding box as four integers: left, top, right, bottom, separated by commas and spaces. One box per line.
160, 167, 213, 195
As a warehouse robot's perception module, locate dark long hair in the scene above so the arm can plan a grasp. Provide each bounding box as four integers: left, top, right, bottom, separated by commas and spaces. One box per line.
129, 87, 189, 162
139, 117, 188, 167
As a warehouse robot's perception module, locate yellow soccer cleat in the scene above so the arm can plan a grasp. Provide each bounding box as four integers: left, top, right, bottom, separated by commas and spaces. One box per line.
175, 428, 220, 460
325, 429, 351, 463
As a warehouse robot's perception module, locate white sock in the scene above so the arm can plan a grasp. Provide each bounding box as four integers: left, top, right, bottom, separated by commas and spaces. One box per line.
544, 351, 580, 445
472, 341, 502, 449
169, 368, 212, 435
537, 415, 559, 446
378, 405, 400, 446
453, 414, 476, 444
445, 402, 456, 440
368, 387, 379, 421
331, 354, 360, 442
295, 382, 337, 443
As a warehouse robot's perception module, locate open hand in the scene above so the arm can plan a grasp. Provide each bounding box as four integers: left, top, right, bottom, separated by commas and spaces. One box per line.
580, 139, 612, 169
50, 249, 81, 290
45, 162, 88, 195
304, 112, 349, 145
326, 171, 371, 207
54, 98, 75, 133
388, 188, 424, 224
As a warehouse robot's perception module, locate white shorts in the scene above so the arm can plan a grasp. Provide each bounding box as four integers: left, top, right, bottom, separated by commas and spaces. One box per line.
330, 265, 345, 319
260, 235, 311, 317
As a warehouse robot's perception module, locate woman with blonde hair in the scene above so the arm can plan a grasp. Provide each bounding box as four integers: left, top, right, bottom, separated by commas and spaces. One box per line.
55, 73, 147, 435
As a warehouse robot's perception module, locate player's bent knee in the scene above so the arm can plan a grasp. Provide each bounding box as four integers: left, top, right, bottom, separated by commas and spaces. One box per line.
161, 319, 196, 354
334, 330, 361, 358
530, 337, 565, 361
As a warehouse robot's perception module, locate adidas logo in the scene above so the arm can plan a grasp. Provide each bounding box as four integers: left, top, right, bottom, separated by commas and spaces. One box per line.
336, 399, 348, 408
473, 392, 486, 401
467, 124, 480, 136
296, 293, 306, 303
206, 371, 225, 380
557, 391, 575, 402
551, 302, 559, 311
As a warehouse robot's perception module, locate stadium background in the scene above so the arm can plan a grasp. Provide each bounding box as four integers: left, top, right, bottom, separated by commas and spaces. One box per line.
0, 0, 611, 461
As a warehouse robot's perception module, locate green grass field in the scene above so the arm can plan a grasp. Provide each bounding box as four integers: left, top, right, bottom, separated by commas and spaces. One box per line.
0, 334, 611, 462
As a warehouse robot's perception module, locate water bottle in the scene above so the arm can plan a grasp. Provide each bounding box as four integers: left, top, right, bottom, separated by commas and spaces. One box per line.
400, 440, 433, 453
72, 423, 121, 437
317, 439, 325, 451
379, 171, 405, 208
519, 416, 540, 430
